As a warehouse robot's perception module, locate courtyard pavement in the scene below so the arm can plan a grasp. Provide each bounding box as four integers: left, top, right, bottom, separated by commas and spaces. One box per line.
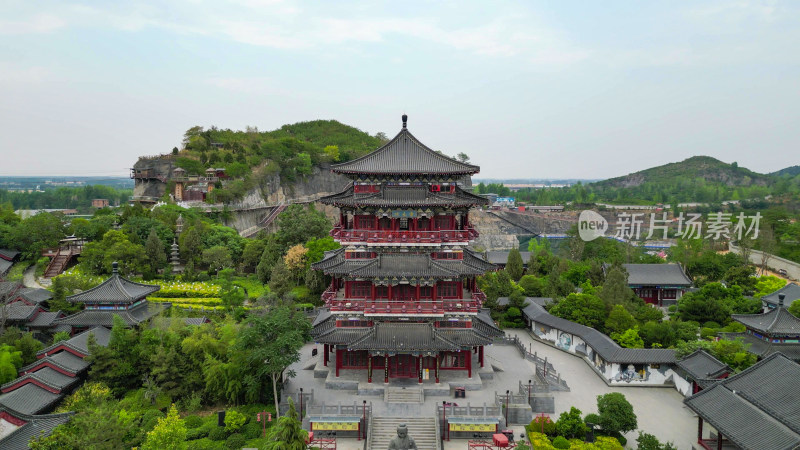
285, 329, 697, 449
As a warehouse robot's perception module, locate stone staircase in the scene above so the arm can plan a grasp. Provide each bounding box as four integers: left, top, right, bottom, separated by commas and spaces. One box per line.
384, 386, 424, 403
369, 416, 440, 450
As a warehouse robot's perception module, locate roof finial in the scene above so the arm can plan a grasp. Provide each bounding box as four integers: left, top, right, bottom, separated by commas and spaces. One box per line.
112, 261, 119, 274
402, 114, 408, 129
779, 293, 786, 308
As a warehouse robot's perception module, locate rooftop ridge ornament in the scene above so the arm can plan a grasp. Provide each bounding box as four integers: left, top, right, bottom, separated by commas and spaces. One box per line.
402, 113, 408, 129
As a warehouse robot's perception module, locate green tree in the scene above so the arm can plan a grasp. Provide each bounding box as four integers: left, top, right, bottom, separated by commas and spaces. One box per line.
597, 392, 637, 434
555, 406, 587, 439
505, 248, 524, 282
323, 145, 340, 162
600, 265, 637, 308
610, 328, 644, 348
264, 397, 307, 449
0, 344, 23, 384
141, 404, 187, 450
549, 293, 607, 330
144, 228, 167, 276
11, 211, 65, 259
636, 432, 677, 450
519, 275, 545, 297
605, 305, 637, 334
789, 301, 800, 318
235, 307, 310, 416
202, 245, 232, 273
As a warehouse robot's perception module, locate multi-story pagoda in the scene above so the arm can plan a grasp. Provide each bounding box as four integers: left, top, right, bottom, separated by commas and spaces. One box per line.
311, 115, 501, 384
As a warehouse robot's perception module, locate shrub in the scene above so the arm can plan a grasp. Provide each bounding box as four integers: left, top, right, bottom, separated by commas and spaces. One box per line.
242, 421, 263, 440
208, 426, 229, 441
529, 415, 557, 436
184, 415, 204, 429
189, 437, 226, 450
224, 410, 247, 433
555, 407, 587, 438
584, 413, 600, 425
225, 433, 246, 449
552, 435, 570, 449
140, 409, 165, 433
186, 427, 209, 440
595, 435, 625, 449
527, 432, 555, 449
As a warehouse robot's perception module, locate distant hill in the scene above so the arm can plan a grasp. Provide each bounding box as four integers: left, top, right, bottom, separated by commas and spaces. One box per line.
594, 156, 772, 189
771, 165, 800, 177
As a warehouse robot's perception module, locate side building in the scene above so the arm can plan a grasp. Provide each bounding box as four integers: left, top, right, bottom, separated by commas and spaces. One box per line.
311, 115, 502, 384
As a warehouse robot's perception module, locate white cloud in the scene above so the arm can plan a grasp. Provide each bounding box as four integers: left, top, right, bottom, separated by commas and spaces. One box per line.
0, 63, 50, 83
0, 14, 65, 34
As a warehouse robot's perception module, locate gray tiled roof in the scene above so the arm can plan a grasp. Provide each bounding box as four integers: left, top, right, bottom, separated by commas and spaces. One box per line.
0, 383, 63, 415
348, 322, 462, 352
732, 307, 800, 336
54, 301, 170, 327
15, 287, 53, 304
684, 353, 800, 450
675, 350, 731, 381
313, 327, 370, 345
20, 351, 89, 375
0, 407, 73, 450
1, 367, 80, 394
472, 309, 504, 338
184, 317, 210, 325
313, 249, 496, 279
0, 249, 20, 261
38, 326, 112, 357
0, 258, 12, 275
763, 283, 800, 308
321, 184, 487, 208
720, 332, 800, 361
331, 126, 480, 176
0, 281, 21, 297
66, 273, 159, 304
4, 303, 40, 321
27, 311, 64, 328
521, 302, 677, 364
615, 263, 693, 287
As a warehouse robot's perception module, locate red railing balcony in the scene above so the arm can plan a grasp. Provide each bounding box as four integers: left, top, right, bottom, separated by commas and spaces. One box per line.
330, 226, 479, 245
322, 287, 487, 315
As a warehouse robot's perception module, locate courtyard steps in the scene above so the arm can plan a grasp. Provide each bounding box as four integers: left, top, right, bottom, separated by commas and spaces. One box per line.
384, 386, 424, 403
369, 416, 439, 450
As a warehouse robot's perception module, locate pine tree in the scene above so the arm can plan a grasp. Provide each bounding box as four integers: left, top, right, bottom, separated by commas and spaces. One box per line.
144, 228, 167, 276
264, 398, 308, 450
505, 248, 524, 282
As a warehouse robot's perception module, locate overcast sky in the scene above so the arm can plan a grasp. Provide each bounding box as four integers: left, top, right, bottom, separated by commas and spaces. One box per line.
1, 1, 798, 179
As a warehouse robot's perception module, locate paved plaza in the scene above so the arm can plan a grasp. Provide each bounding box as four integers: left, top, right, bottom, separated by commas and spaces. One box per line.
286, 329, 698, 449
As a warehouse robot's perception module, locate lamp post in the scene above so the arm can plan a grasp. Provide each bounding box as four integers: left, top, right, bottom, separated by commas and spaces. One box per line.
527, 379, 532, 405
505, 390, 510, 427
362, 400, 367, 441
442, 400, 447, 442
299, 388, 303, 420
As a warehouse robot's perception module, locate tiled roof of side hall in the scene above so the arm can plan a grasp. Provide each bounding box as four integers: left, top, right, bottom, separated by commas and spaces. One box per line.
606, 263, 693, 286
1, 367, 80, 394
4, 303, 40, 321
66, 271, 159, 304
321, 184, 488, 208
348, 322, 464, 352
15, 287, 53, 304
27, 311, 64, 328
762, 283, 800, 308
0, 383, 63, 415
38, 326, 112, 357
732, 306, 800, 336
54, 301, 170, 327
0, 281, 22, 297
719, 332, 800, 361
0, 406, 73, 450
521, 302, 677, 364
20, 350, 89, 375
684, 353, 800, 450
0, 249, 20, 261
0, 259, 12, 275
675, 349, 731, 381
312, 249, 495, 279
331, 121, 480, 176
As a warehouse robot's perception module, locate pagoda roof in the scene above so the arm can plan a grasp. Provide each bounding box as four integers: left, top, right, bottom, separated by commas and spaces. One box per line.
312, 248, 496, 279
66, 265, 159, 304
762, 283, 800, 308
331, 117, 480, 176
684, 353, 800, 450
321, 184, 487, 208
54, 301, 170, 328
732, 306, 800, 336
720, 332, 800, 361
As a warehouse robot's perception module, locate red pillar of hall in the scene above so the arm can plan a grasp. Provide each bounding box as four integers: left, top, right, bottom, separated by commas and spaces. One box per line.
323, 344, 329, 367
384, 356, 389, 383
418, 356, 423, 384
466, 350, 472, 378
479, 346, 484, 368
335, 349, 341, 377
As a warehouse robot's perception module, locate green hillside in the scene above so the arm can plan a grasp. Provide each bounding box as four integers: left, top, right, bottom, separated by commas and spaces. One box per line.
173, 120, 386, 202
771, 165, 800, 177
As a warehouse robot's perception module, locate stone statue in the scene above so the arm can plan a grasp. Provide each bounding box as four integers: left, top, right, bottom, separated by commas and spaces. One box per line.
388, 423, 418, 450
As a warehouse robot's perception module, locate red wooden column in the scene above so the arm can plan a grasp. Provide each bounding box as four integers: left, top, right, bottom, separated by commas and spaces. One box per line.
416, 284, 421, 301
466, 350, 472, 378
697, 417, 703, 443
335, 349, 342, 377
388, 284, 393, 301
418, 356, 423, 384
323, 344, 329, 367
371, 284, 376, 301
717, 432, 722, 450
384, 355, 389, 383
368, 354, 372, 383
479, 346, 484, 368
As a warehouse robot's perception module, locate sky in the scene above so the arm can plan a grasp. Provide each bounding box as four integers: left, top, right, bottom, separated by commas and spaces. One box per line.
1, 0, 798, 180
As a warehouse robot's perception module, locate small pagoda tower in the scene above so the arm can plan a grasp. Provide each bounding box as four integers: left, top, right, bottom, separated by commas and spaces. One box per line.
725, 294, 800, 362
311, 115, 501, 385
53, 262, 169, 334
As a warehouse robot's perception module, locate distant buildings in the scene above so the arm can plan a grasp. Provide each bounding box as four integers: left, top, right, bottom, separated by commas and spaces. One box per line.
91, 199, 109, 208
607, 263, 693, 307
